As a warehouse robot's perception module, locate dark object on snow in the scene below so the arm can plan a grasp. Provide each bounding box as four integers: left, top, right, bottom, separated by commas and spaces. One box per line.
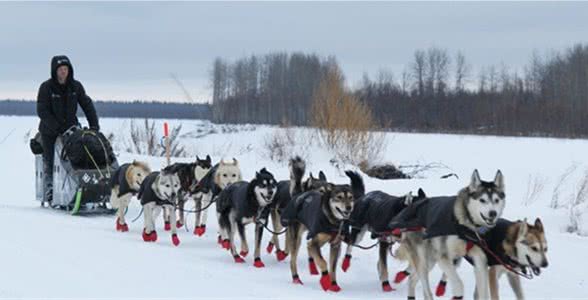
29, 132, 44, 155
60, 127, 115, 170
360, 163, 410, 180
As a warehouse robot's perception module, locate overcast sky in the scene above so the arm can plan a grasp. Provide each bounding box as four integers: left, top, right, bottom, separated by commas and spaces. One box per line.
0, 1, 586, 103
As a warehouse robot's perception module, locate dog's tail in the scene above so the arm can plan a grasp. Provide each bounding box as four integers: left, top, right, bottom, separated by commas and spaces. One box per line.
289, 156, 306, 198
345, 170, 365, 199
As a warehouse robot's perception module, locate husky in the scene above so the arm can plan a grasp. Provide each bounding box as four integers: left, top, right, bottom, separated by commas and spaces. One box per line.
190, 158, 242, 237
138, 169, 182, 246
391, 169, 505, 300
280, 157, 364, 292
160, 155, 212, 232
425, 217, 548, 300
215, 168, 277, 267
266, 170, 330, 262
343, 188, 426, 291
109, 160, 151, 232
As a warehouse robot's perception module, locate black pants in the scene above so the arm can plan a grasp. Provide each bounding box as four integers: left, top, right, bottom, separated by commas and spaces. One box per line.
41, 133, 57, 199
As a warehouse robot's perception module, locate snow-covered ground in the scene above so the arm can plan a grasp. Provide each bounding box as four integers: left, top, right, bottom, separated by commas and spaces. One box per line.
1, 116, 587, 299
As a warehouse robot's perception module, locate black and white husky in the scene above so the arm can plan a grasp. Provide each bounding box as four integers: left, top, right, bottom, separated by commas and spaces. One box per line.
391, 170, 506, 300
192, 158, 242, 237
343, 188, 426, 291
216, 168, 277, 267
280, 157, 364, 292
138, 169, 182, 246
161, 155, 212, 232
109, 160, 151, 232
266, 169, 330, 261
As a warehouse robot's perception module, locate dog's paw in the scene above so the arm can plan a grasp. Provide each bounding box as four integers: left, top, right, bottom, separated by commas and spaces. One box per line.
142, 229, 157, 242
266, 242, 274, 254
276, 250, 288, 262
394, 270, 409, 283
329, 281, 341, 292
164, 222, 171, 231
253, 257, 265, 268
171, 234, 180, 246
436, 280, 447, 297
240, 250, 248, 257
194, 225, 206, 236
342, 254, 351, 272
120, 223, 129, 232
292, 275, 303, 285
319, 272, 331, 291
382, 281, 394, 292
176, 221, 183, 229
309, 258, 319, 275
233, 255, 245, 263
221, 239, 230, 250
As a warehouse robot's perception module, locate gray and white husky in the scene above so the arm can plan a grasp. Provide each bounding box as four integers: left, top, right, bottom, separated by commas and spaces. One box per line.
393, 169, 505, 300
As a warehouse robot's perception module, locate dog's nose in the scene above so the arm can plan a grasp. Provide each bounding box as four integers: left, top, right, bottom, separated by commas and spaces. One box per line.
542, 260, 549, 268
345, 205, 352, 211
171, 192, 177, 198
488, 210, 497, 219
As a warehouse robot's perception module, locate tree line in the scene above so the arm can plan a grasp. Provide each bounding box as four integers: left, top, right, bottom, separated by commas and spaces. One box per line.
211, 44, 588, 138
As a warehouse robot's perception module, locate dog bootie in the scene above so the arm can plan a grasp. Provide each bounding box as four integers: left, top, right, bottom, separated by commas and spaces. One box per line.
194, 225, 206, 236
221, 239, 231, 250
171, 234, 180, 246
115, 218, 128, 232
308, 258, 319, 275
382, 281, 395, 292
266, 242, 274, 254
319, 272, 331, 291
394, 270, 410, 283
276, 250, 288, 262
329, 281, 341, 292
292, 275, 303, 285
436, 280, 447, 297
142, 229, 157, 242
253, 257, 265, 268
176, 221, 183, 229
233, 255, 245, 263
341, 254, 352, 272
240, 250, 248, 257
164, 221, 171, 231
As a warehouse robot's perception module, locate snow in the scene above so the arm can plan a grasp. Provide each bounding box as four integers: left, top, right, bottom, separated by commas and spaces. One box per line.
1, 115, 588, 299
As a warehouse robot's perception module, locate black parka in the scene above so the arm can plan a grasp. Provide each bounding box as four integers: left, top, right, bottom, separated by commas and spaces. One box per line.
36, 55, 99, 136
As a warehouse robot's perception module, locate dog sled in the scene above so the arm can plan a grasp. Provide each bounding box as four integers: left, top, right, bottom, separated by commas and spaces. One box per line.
33, 126, 119, 215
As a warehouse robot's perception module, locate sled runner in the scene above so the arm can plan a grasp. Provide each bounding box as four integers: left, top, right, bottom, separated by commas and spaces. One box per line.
34, 127, 119, 215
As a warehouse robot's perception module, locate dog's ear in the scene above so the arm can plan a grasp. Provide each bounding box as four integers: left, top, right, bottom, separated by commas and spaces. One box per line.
232, 158, 239, 166
309, 172, 315, 179
417, 188, 426, 199
206, 155, 211, 163
196, 155, 200, 161
132, 159, 137, 166
469, 169, 482, 192
534, 218, 544, 231
518, 220, 529, 237
494, 170, 504, 192
318, 171, 327, 181
404, 191, 413, 205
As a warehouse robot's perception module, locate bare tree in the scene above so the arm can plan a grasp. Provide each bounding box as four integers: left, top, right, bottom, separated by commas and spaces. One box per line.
455, 51, 471, 92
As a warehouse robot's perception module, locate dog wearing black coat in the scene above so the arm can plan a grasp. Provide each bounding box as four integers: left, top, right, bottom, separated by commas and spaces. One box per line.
216, 168, 277, 267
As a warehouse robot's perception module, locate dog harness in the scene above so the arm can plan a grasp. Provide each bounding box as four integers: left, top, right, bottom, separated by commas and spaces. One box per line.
110, 163, 136, 197
138, 172, 174, 206
350, 191, 409, 234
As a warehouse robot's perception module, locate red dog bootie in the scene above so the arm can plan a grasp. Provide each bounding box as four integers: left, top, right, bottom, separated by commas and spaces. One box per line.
382, 280, 395, 292
233, 255, 245, 263
308, 258, 319, 275
142, 229, 157, 242
194, 225, 206, 236
240, 250, 249, 257
171, 234, 180, 246
394, 270, 410, 283
319, 272, 331, 291
221, 239, 231, 250
292, 274, 303, 285
341, 254, 352, 272
266, 242, 274, 254
329, 281, 341, 292
176, 221, 183, 229
276, 250, 288, 261
436, 280, 447, 297
253, 257, 265, 268
164, 221, 171, 231
116, 219, 129, 232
